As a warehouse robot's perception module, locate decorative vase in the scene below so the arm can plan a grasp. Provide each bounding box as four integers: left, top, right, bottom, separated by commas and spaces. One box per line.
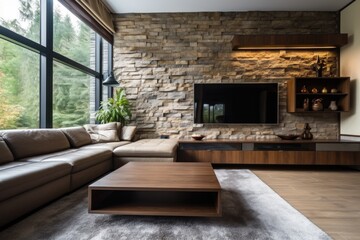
301, 85, 308, 93
313, 56, 325, 77
303, 98, 309, 111
301, 123, 313, 140
316, 70, 323, 78
329, 101, 338, 111
312, 98, 323, 111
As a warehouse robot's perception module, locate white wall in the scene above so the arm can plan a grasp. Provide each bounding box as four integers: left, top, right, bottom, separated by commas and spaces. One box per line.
340, 0, 360, 136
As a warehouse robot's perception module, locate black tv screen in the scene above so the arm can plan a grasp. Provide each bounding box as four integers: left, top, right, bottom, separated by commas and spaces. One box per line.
194, 83, 279, 124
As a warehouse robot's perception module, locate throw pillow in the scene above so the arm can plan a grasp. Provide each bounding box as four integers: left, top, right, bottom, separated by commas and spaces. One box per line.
61, 126, 92, 148
120, 126, 136, 141
0, 137, 14, 163
84, 122, 120, 143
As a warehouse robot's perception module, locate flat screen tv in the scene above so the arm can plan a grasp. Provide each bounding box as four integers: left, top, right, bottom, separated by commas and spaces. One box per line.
194, 83, 279, 124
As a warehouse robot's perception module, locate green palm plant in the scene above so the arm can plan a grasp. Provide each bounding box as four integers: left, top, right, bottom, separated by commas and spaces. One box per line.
95, 88, 132, 125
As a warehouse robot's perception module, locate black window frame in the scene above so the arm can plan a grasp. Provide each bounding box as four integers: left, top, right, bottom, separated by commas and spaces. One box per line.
0, 0, 113, 128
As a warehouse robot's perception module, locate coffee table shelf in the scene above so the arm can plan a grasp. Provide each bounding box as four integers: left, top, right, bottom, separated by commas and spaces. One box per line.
88, 162, 222, 217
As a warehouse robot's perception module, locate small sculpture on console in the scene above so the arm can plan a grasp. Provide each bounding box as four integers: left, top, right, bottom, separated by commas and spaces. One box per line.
301, 123, 313, 140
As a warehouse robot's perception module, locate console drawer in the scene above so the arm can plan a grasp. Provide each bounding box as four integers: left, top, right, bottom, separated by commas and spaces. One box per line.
253, 143, 315, 151
177, 149, 243, 163
242, 151, 316, 164
179, 143, 242, 151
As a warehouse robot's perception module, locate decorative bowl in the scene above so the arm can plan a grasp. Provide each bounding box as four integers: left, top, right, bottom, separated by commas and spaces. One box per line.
191, 134, 205, 141
276, 134, 299, 140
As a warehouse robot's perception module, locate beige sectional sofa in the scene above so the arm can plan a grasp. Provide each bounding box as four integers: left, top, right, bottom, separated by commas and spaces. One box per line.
0, 125, 178, 227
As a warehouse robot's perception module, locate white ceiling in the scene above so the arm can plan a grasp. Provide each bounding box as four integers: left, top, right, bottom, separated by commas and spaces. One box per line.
103, 0, 354, 14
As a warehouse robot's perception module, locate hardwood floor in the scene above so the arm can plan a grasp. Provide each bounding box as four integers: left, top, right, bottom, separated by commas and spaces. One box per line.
248, 166, 360, 240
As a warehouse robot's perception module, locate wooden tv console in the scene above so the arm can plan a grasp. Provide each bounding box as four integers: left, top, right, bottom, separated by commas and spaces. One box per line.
177, 139, 360, 165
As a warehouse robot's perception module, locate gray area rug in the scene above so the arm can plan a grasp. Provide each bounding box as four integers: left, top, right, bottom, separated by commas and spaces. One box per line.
0, 170, 330, 240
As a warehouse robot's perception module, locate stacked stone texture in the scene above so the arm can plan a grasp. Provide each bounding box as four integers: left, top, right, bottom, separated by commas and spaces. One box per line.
113, 12, 340, 139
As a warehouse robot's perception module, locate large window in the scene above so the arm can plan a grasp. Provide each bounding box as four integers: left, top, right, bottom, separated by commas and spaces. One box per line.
53, 0, 95, 70
0, 38, 40, 128
0, 0, 40, 43
0, 0, 112, 129
53, 62, 94, 128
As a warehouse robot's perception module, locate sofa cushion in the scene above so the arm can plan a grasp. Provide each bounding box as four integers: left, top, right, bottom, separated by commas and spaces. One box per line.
0, 161, 71, 202
1, 129, 70, 159
20, 149, 81, 162
84, 123, 119, 143
113, 139, 178, 157
0, 161, 29, 171
82, 141, 130, 151
61, 126, 92, 148
0, 137, 14, 164
120, 126, 136, 141
27, 148, 112, 173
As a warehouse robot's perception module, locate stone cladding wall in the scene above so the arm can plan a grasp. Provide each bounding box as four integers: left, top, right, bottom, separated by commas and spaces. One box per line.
113, 12, 341, 140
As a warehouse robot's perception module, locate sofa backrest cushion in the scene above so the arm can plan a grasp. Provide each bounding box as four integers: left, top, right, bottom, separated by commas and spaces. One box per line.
1, 129, 70, 159
61, 126, 92, 148
120, 126, 137, 141
0, 137, 14, 164
84, 122, 120, 143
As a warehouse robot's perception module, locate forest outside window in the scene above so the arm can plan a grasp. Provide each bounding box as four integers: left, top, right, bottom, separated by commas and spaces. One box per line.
0, 0, 113, 129
53, 61, 94, 128
0, 0, 40, 43
0, 38, 40, 129
53, 0, 95, 70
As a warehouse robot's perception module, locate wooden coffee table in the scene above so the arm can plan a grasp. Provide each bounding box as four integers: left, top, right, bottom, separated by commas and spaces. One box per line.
88, 162, 222, 217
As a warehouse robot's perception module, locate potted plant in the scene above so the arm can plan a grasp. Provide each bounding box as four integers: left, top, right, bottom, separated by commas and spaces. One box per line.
95, 88, 132, 125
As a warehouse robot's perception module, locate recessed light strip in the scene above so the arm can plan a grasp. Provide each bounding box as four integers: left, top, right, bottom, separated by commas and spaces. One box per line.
236, 46, 337, 50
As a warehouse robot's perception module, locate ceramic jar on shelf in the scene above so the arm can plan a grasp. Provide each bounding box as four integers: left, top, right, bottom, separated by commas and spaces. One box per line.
329, 101, 338, 111
312, 98, 323, 111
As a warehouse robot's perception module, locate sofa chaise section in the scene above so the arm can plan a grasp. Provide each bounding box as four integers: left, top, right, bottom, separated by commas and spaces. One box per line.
113, 138, 178, 168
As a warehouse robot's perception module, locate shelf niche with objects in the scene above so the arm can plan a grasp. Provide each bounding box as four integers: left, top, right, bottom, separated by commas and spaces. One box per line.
287, 77, 350, 113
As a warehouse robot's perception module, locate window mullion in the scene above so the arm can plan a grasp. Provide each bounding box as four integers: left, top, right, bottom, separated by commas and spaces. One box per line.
40, 0, 53, 128
107, 43, 113, 98
95, 34, 102, 111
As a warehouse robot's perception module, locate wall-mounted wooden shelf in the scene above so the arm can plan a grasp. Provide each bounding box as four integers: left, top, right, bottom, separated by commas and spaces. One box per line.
231, 34, 348, 50
287, 77, 350, 113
